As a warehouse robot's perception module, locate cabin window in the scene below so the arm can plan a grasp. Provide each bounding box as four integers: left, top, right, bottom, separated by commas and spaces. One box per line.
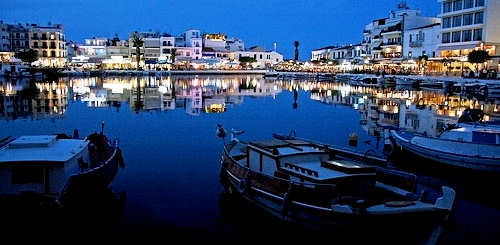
11, 167, 44, 184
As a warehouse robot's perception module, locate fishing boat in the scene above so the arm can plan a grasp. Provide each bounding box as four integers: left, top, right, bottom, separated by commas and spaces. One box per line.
218, 127, 456, 231
391, 123, 500, 172
0, 130, 123, 205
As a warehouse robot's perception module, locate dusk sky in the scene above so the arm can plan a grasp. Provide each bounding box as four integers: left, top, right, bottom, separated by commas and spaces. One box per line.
1, 0, 440, 59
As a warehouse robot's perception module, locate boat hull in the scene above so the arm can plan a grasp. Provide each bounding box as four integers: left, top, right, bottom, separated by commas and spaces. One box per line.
391, 130, 500, 172
59, 143, 122, 202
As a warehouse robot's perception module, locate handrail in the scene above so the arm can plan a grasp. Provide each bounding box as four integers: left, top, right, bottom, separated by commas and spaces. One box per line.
225, 146, 374, 188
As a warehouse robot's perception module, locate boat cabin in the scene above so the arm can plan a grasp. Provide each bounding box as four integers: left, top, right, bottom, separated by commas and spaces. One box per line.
441, 125, 500, 145
243, 139, 375, 185
0, 136, 90, 195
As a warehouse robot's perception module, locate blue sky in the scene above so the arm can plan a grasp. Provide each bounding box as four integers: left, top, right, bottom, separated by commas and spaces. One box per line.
1, 0, 440, 59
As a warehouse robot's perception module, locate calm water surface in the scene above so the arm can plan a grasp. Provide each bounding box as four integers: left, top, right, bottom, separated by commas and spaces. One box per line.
1, 75, 499, 243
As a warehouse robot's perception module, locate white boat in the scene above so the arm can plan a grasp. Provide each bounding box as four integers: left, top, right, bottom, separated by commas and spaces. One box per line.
391, 123, 500, 172
0, 133, 123, 204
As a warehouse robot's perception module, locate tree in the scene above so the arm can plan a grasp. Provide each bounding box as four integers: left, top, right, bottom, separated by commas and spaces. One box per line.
239, 56, 256, 63
16, 49, 38, 64
468, 50, 490, 72
442, 57, 453, 75
171, 48, 177, 64
131, 33, 144, 70
294, 41, 300, 61
418, 55, 429, 74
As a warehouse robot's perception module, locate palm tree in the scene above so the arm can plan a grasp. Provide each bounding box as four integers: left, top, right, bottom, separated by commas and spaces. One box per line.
131, 32, 144, 70
294, 41, 300, 61
171, 48, 177, 64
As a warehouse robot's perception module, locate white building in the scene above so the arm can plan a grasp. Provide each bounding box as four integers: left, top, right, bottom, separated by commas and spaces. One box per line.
363, 2, 440, 61
203, 33, 226, 50
233, 46, 284, 68
175, 36, 202, 62
311, 46, 337, 61
403, 23, 442, 59
77, 37, 108, 58
159, 35, 175, 62
437, 0, 500, 65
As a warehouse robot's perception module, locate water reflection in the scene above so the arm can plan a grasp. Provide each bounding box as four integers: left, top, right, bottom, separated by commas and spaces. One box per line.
0, 78, 68, 121
1, 75, 499, 242
2, 76, 499, 138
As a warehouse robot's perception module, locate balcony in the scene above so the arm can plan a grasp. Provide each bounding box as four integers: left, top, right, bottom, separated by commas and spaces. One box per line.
381, 42, 402, 47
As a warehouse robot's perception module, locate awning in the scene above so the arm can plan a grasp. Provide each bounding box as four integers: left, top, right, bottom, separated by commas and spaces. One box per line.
437, 44, 479, 51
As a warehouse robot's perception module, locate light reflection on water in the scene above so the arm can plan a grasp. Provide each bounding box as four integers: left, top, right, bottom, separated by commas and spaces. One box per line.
0, 75, 499, 243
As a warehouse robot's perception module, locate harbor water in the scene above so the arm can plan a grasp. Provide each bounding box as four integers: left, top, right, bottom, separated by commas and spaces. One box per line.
0, 75, 499, 243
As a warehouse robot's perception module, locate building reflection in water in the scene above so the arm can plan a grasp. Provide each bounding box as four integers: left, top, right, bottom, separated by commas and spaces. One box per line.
0, 78, 68, 121
69, 75, 282, 116
280, 79, 499, 137
4, 75, 498, 138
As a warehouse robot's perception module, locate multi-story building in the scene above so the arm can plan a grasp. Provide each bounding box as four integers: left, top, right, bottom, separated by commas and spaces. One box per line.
129, 31, 160, 64
403, 22, 442, 59
175, 33, 202, 62
438, 0, 500, 68
29, 23, 67, 67
0, 21, 11, 52
8, 24, 29, 53
78, 37, 108, 58
159, 35, 175, 62
106, 38, 129, 58
311, 46, 337, 61
363, 2, 439, 61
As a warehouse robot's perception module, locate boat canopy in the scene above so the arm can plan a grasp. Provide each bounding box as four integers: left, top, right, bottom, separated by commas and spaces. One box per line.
0, 136, 89, 164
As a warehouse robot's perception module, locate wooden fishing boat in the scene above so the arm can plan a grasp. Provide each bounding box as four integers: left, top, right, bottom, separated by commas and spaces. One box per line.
219, 131, 456, 230
0, 131, 123, 205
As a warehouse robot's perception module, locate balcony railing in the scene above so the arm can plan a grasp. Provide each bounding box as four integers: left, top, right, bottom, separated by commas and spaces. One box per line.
381, 42, 401, 46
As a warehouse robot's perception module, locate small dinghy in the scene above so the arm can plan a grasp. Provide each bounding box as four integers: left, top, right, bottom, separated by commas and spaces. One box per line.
217, 127, 456, 233
0, 128, 123, 206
